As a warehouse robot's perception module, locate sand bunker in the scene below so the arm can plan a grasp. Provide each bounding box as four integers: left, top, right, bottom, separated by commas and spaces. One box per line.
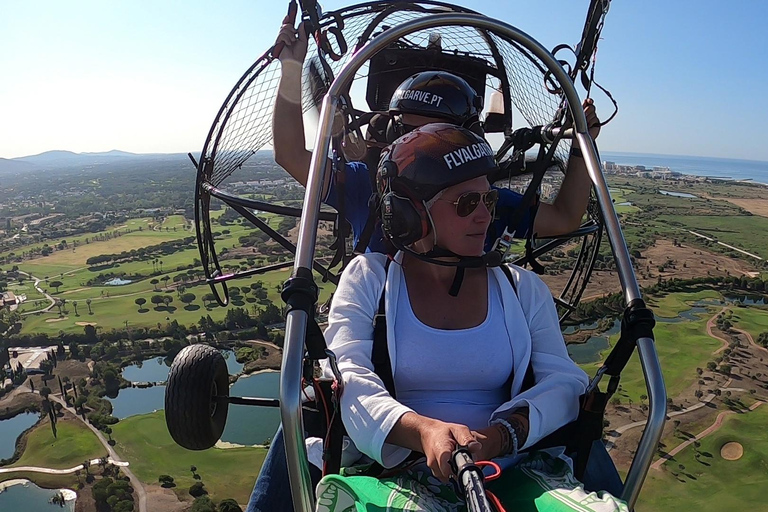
720, 441, 744, 461
45, 316, 69, 323
75, 321, 98, 326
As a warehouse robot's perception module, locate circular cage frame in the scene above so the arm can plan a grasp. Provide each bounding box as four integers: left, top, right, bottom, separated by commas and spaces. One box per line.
275, 11, 664, 512
194, 0, 602, 317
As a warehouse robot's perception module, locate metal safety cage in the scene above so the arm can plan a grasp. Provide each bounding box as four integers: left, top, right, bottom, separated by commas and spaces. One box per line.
281, 13, 666, 512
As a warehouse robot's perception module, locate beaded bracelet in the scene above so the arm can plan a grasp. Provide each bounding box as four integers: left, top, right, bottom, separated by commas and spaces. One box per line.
491, 418, 519, 458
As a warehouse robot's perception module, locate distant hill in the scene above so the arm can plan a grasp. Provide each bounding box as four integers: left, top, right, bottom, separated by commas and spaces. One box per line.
0, 149, 275, 175
0, 150, 192, 174
0, 157, 37, 173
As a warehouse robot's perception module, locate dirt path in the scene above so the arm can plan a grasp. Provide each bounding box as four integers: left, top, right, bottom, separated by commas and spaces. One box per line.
46, 394, 147, 512
708, 307, 731, 355
651, 401, 764, 470
17, 270, 56, 315
0, 458, 128, 475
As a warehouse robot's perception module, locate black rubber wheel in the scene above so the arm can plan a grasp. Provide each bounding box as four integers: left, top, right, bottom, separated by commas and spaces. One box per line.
165, 344, 229, 450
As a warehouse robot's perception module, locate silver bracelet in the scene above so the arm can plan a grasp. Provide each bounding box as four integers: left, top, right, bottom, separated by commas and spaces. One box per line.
491, 418, 519, 458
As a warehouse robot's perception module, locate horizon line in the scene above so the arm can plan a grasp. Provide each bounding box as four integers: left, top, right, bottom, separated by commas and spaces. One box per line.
3, 148, 768, 165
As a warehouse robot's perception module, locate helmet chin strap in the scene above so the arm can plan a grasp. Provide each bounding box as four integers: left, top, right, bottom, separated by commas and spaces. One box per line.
391, 241, 503, 297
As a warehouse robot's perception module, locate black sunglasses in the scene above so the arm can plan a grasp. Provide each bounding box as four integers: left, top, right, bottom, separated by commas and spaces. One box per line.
437, 189, 499, 217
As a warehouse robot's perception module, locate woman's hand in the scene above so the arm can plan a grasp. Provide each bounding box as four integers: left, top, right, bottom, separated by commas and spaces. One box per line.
468, 425, 504, 462
418, 418, 480, 482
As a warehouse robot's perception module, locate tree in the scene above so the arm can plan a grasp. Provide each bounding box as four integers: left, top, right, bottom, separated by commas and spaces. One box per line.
190, 496, 216, 512
50, 280, 63, 293
162, 275, 171, 288
158, 474, 175, 488
84, 324, 98, 343
219, 498, 244, 512
150, 278, 159, 291
163, 296, 173, 310
180, 293, 196, 307
189, 481, 207, 498
135, 297, 147, 311
151, 295, 165, 307
86, 298, 92, 314
40, 386, 52, 398
73, 300, 78, 316
40, 359, 54, 375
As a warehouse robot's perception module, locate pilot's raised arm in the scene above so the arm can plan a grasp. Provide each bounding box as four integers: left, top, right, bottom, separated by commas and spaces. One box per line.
272, 21, 333, 196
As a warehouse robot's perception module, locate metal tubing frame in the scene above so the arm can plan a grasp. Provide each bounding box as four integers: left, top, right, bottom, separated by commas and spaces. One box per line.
282, 13, 665, 511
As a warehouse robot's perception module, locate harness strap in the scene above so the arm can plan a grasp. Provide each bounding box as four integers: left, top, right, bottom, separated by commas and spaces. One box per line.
371, 259, 396, 397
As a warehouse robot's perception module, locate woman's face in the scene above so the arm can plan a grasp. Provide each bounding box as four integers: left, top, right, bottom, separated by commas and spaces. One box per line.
427, 176, 493, 257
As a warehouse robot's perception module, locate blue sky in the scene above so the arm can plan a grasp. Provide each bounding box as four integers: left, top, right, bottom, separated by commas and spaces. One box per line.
2, 0, 767, 161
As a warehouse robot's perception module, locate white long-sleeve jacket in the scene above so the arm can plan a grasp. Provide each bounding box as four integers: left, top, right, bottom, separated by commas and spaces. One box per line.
324, 252, 588, 468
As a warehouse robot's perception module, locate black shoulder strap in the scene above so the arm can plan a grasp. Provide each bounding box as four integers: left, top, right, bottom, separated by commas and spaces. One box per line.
499, 265, 536, 393
371, 259, 396, 398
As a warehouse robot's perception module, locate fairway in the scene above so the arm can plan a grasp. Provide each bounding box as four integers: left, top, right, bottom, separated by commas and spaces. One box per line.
580, 291, 722, 402
657, 214, 768, 260
111, 411, 266, 504
730, 305, 768, 341
638, 404, 768, 511
9, 418, 106, 470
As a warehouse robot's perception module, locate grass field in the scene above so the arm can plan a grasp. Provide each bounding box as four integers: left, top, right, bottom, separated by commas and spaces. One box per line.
638, 404, 768, 511
730, 305, 768, 340
18, 264, 334, 334
580, 291, 722, 402
9, 418, 106, 470
11, 211, 336, 334
609, 188, 640, 215
656, 214, 768, 260
111, 411, 266, 504
645, 290, 721, 318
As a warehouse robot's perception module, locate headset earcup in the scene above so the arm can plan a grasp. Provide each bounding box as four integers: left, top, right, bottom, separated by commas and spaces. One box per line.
380, 193, 429, 246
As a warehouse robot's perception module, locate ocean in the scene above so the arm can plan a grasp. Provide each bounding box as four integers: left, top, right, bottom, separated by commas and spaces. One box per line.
600, 151, 768, 184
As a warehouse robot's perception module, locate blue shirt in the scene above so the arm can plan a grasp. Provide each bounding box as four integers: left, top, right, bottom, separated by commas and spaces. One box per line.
324, 161, 533, 254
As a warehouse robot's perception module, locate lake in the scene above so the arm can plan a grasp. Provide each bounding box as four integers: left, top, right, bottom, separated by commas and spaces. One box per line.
121, 350, 245, 383
0, 480, 75, 512
567, 319, 620, 364
110, 354, 280, 445
659, 190, 697, 199
0, 412, 39, 460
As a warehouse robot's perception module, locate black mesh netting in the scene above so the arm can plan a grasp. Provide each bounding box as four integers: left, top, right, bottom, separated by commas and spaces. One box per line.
201, 1, 573, 188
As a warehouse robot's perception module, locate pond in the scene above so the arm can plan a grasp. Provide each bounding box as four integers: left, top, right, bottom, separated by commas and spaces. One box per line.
104, 277, 132, 286
0, 412, 39, 460
655, 305, 710, 323
109, 356, 279, 445
725, 294, 766, 306
567, 319, 620, 365
121, 349, 244, 383
0, 480, 75, 511
221, 371, 281, 446
659, 189, 697, 199
562, 321, 599, 335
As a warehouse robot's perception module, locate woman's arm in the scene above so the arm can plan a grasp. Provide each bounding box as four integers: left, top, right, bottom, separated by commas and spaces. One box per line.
491, 268, 588, 449
324, 255, 414, 467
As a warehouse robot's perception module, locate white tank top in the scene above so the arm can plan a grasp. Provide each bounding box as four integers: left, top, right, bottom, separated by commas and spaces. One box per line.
393, 271, 513, 430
